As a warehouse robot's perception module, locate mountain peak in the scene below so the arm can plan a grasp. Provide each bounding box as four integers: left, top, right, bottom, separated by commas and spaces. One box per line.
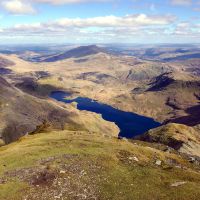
43, 45, 107, 62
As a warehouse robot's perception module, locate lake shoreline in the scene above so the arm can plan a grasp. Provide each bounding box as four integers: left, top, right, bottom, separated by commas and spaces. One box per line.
50, 91, 161, 138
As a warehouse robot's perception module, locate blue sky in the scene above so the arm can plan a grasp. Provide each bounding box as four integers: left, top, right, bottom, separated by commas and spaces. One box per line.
0, 0, 199, 44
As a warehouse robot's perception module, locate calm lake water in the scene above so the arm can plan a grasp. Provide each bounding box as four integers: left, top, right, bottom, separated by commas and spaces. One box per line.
50, 91, 161, 138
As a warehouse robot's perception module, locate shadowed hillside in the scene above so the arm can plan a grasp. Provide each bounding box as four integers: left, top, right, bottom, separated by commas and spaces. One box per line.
0, 56, 15, 68
0, 76, 118, 145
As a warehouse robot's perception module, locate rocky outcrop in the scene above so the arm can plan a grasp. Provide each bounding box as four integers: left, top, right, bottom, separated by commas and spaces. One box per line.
148, 72, 175, 91
136, 123, 200, 157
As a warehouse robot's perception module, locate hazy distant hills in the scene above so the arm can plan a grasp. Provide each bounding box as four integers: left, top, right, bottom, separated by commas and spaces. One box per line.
111, 46, 200, 62
6, 44, 200, 64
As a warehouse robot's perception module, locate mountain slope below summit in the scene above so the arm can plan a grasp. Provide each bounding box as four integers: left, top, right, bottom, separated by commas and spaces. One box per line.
0, 56, 15, 68
42, 45, 107, 62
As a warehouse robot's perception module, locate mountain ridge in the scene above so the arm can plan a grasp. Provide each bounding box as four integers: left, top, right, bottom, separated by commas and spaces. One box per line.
42, 45, 107, 62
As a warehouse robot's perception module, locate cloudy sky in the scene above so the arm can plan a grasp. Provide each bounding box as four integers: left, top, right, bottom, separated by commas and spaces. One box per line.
0, 0, 199, 44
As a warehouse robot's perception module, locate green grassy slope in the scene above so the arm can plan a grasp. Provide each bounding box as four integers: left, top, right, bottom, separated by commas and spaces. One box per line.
0, 130, 200, 200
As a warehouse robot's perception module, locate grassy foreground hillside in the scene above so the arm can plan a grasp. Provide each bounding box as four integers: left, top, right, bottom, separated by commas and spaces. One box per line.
0, 130, 200, 200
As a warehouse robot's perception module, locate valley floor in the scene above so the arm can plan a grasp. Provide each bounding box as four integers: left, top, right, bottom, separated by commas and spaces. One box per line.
0, 46, 200, 199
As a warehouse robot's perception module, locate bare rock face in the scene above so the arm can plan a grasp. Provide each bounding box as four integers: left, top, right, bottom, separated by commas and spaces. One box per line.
136, 123, 200, 157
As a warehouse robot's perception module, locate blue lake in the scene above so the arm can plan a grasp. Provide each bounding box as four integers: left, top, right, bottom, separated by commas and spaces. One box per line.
50, 91, 161, 138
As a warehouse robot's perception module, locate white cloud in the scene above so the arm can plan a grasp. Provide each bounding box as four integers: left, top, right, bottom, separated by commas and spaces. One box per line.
2, 0, 35, 15
0, 14, 177, 42
0, 14, 174, 34
170, 0, 192, 6
1, 0, 112, 14
0, 1, 198, 43
170, 21, 200, 39
194, 7, 200, 11
1, 19, 200, 43
54, 14, 175, 28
